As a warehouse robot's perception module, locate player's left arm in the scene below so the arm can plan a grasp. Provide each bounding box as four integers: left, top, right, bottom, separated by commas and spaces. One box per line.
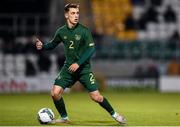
68, 29, 95, 72
76, 29, 95, 66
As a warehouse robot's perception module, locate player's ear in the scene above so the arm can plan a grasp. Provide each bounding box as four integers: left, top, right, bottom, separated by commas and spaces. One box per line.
65, 13, 68, 19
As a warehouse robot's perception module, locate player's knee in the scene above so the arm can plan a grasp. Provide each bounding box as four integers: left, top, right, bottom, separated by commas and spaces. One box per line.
51, 90, 61, 100
91, 94, 103, 103
51, 91, 61, 100
51, 85, 64, 100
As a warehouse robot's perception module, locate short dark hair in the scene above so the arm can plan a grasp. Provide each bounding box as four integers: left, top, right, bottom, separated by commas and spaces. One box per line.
64, 3, 79, 13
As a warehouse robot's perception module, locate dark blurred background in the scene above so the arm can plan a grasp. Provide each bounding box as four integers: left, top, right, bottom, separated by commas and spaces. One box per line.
0, 0, 180, 92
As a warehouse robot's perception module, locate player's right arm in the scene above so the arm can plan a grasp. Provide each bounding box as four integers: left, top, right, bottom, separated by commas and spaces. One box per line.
36, 29, 61, 50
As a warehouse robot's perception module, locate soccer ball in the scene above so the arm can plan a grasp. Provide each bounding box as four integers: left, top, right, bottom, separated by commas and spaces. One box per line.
37, 108, 55, 124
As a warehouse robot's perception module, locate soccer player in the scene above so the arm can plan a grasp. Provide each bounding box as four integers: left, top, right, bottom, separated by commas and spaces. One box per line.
36, 3, 126, 124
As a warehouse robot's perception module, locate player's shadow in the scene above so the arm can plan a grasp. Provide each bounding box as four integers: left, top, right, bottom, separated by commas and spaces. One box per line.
70, 120, 120, 126
50, 120, 126, 126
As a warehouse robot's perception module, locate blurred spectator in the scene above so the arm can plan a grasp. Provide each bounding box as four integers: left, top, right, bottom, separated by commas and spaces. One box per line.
163, 5, 177, 23
144, 6, 158, 23
146, 64, 159, 78
168, 30, 180, 51
92, 30, 103, 50
92, 30, 103, 45
1, 33, 14, 53
167, 58, 180, 75
150, 0, 162, 7
14, 42, 25, 54
24, 37, 37, 54
2, 39, 15, 54
124, 14, 136, 30
133, 66, 145, 79
25, 59, 36, 76
137, 15, 148, 30
137, 6, 158, 30
131, 0, 145, 6
37, 53, 51, 73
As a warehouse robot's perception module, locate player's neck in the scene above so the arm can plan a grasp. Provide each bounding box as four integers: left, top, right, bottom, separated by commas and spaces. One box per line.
66, 21, 78, 29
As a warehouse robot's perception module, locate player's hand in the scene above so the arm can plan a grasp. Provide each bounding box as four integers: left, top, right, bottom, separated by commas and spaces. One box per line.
68, 63, 79, 73
36, 38, 43, 50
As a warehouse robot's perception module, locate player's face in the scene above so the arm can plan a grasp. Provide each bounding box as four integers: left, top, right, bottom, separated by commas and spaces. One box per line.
65, 8, 79, 26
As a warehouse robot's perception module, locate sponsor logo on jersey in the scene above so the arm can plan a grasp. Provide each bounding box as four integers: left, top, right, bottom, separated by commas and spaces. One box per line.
75, 34, 81, 41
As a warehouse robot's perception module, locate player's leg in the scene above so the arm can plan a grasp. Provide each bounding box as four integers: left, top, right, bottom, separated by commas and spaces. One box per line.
89, 90, 114, 115
79, 71, 126, 124
89, 90, 126, 124
51, 85, 69, 122
51, 66, 75, 123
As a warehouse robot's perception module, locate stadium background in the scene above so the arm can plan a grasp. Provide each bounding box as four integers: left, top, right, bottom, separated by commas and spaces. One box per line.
0, 0, 180, 126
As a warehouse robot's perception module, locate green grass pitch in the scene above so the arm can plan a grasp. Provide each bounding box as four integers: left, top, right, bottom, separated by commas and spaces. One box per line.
0, 90, 180, 126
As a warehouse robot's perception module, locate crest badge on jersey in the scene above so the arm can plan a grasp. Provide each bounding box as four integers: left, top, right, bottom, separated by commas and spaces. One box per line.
75, 34, 81, 41
64, 36, 67, 39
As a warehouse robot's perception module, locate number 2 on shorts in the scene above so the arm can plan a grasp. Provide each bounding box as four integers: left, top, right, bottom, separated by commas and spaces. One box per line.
90, 73, 95, 84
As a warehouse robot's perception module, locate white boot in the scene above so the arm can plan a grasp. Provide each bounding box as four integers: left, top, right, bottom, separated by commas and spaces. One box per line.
53, 116, 70, 124
112, 112, 126, 124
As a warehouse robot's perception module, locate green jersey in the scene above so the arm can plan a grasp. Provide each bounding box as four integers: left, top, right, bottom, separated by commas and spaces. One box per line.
43, 23, 95, 66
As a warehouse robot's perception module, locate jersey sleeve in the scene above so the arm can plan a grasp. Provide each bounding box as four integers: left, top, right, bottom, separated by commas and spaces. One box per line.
77, 29, 95, 66
43, 29, 62, 50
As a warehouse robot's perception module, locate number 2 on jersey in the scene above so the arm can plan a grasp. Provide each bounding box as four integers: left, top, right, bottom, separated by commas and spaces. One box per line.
69, 41, 74, 49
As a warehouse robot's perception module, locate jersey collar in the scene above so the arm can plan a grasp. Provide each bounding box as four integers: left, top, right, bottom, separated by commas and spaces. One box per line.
66, 22, 79, 30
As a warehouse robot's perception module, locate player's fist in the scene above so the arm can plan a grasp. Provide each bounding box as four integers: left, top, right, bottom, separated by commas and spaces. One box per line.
68, 63, 79, 73
36, 38, 43, 50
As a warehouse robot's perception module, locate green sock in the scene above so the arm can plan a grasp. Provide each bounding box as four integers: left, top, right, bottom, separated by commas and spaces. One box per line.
98, 97, 115, 115
53, 97, 68, 118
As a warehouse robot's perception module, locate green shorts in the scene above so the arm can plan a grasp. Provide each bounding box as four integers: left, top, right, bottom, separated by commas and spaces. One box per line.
54, 64, 98, 92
